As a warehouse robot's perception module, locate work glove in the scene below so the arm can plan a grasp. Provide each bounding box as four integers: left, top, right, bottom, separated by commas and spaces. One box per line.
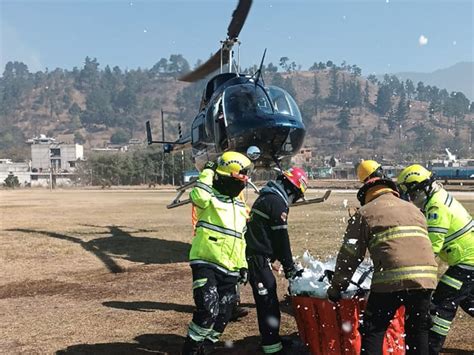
203, 161, 217, 172
284, 265, 304, 280
327, 286, 342, 303
238, 268, 248, 285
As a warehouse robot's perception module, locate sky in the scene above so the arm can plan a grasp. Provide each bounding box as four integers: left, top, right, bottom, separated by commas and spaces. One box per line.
1, 0, 473, 76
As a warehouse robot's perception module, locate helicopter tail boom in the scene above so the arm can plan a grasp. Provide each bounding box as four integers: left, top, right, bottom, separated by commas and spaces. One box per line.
146, 120, 191, 147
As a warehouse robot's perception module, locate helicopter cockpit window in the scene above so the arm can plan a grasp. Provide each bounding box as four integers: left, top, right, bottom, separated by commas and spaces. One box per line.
223, 84, 273, 123
266, 86, 302, 121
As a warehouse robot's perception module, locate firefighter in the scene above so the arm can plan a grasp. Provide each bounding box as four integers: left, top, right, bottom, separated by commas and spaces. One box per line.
245, 167, 308, 354
356, 160, 386, 183
327, 177, 437, 355
182, 151, 253, 355
397, 164, 473, 355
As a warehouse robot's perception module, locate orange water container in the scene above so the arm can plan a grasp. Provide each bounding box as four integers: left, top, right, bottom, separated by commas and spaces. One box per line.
292, 296, 405, 355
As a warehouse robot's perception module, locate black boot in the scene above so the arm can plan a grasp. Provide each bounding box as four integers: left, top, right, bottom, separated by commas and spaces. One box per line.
182, 336, 203, 355
229, 303, 249, 322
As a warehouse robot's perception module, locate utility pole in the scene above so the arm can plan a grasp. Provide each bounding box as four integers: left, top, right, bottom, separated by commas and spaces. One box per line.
181, 150, 185, 185
49, 148, 53, 191
161, 109, 165, 184
172, 155, 175, 186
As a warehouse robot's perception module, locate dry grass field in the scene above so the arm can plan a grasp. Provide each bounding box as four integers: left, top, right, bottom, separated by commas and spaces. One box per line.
0, 188, 472, 354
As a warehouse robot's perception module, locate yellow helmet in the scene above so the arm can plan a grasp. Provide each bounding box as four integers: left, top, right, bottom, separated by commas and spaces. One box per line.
357, 160, 382, 183
215, 151, 252, 180
397, 164, 433, 193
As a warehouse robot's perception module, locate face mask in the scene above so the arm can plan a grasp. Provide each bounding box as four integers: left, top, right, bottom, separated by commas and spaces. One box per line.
214, 175, 245, 198
410, 190, 427, 209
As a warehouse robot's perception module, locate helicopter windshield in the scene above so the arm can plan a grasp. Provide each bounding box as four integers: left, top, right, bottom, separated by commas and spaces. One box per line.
266, 86, 302, 121
223, 84, 273, 124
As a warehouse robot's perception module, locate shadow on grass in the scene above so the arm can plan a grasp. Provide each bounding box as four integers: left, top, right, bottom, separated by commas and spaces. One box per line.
7, 226, 190, 273
56, 333, 263, 355
440, 349, 474, 354
57, 332, 308, 354
103, 300, 195, 313
56, 333, 184, 354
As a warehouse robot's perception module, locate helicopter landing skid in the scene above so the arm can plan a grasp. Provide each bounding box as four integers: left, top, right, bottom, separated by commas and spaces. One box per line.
292, 190, 332, 207
166, 179, 261, 209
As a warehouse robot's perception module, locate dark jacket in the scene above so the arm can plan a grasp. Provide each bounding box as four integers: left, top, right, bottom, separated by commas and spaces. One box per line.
245, 181, 294, 271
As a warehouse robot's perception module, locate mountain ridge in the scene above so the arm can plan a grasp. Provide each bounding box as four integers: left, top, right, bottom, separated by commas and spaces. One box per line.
384, 62, 474, 101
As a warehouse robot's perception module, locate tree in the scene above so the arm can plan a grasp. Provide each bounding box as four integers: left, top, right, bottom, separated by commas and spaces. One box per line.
312, 75, 321, 115
78, 56, 100, 89
416, 81, 427, 101
350, 65, 362, 77
396, 93, 408, 130
405, 79, 415, 99
337, 106, 351, 129
288, 61, 297, 72
266, 62, 278, 73
4, 174, 20, 188
110, 129, 131, 144
168, 54, 190, 74
375, 85, 392, 115
326, 60, 334, 68
309, 62, 319, 71
74, 132, 86, 144
151, 58, 168, 74
81, 86, 114, 127
115, 87, 138, 114
443, 91, 470, 119
412, 123, 438, 160
1, 61, 33, 114
346, 80, 362, 107
367, 74, 378, 85
364, 81, 370, 106
279, 57, 289, 71
327, 66, 339, 105
69, 102, 81, 116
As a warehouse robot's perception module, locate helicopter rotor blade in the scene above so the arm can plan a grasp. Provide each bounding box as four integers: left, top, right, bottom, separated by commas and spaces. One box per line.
179, 49, 229, 82
227, 0, 253, 39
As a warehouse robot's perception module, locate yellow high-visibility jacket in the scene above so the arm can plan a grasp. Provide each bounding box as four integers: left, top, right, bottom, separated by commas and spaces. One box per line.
189, 169, 249, 275
424, 188, 473, 267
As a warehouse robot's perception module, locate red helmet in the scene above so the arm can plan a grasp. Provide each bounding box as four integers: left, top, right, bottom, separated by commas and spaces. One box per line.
282, 167, 308, 195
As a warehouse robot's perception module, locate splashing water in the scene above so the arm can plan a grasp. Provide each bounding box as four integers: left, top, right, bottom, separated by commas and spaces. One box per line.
289, 251, 373, 298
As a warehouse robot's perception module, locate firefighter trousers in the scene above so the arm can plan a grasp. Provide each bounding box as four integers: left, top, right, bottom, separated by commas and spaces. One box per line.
248, 255, 283, 354
185, 264, 238, 344
361, 289, 432, 355
429, 265, 474, 355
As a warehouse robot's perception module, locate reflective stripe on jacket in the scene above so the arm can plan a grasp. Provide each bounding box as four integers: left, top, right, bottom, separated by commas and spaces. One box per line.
189, 169, 249, 273
424, 189, 473, 266
332, 193, 438, 293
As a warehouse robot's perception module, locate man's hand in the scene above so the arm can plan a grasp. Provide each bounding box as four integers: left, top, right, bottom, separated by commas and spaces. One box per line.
327, 286, 342, 303
238, 268, 248, 285
203, 161, 217, 172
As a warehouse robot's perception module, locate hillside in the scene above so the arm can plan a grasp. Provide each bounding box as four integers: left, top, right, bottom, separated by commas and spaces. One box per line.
1, 58, 473, 163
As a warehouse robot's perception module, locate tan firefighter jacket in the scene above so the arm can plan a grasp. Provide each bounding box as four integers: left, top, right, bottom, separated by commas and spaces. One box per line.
331, 192, 438, 293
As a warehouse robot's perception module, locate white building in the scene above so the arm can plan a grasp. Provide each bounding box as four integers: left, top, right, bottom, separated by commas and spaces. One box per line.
0, 159, 31, 187
29, 135, 83, 172
27, 135, 84, 187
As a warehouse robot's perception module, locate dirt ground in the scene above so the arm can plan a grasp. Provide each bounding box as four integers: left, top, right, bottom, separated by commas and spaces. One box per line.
0, 188, 472, 354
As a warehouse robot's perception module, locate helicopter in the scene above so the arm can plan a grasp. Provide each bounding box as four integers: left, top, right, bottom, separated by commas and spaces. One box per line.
146, 0, 330, 208
146, 0, 306, 170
